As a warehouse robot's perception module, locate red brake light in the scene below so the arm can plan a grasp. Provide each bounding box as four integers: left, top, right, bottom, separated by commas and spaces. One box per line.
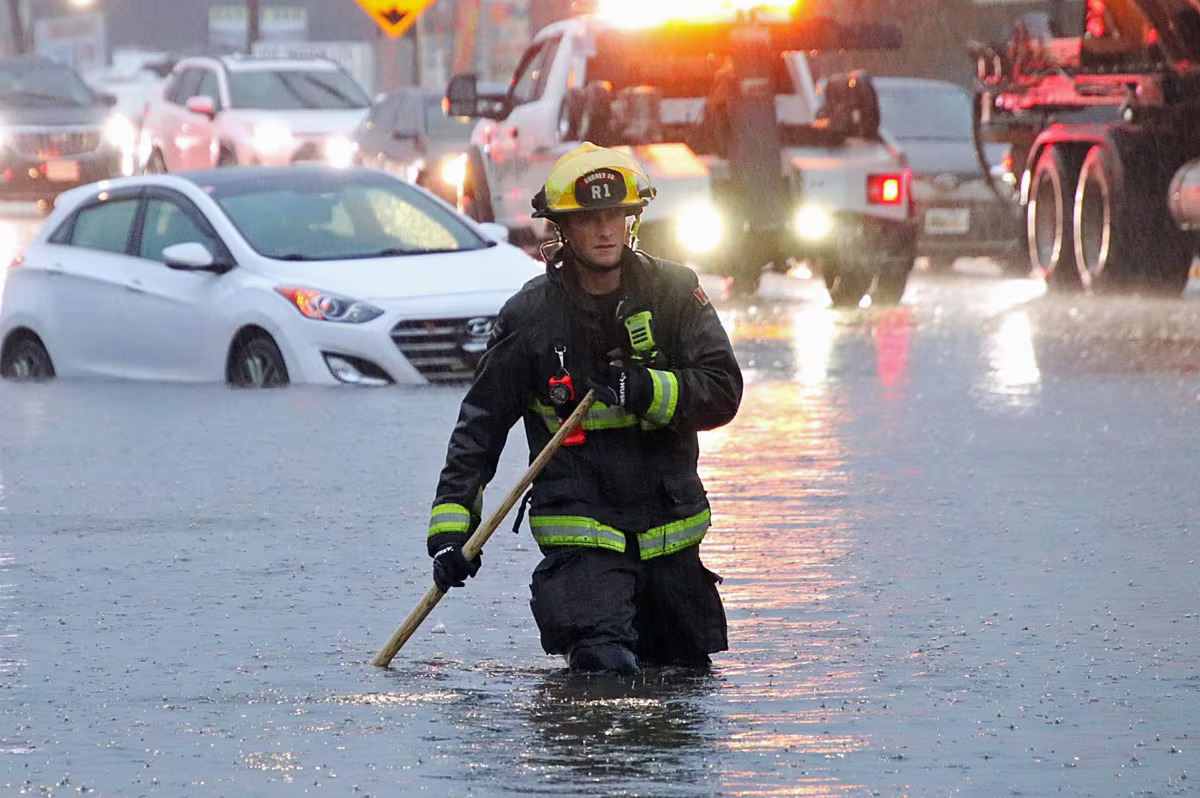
867, 174, 903, 205
1086, 0, 1107, 38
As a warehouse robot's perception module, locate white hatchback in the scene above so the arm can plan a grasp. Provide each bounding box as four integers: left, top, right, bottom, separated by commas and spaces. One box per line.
0, 164, 542, 387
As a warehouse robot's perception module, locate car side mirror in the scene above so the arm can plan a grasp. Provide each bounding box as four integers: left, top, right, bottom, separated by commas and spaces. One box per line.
478, 222, 509, 243
163, 242, 218, 270
186, 95, 216, 119
446, 74, 480, 118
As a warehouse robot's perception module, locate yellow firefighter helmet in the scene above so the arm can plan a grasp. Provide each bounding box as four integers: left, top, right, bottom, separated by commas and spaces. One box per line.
531, 142, 656, 219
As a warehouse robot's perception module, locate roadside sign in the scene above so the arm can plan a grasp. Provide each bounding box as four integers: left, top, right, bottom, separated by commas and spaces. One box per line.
354, 0, 435, 39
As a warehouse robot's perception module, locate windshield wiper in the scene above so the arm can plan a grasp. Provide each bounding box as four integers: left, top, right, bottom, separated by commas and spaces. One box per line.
0, 89, 78, 106
351, 246, 469, 258
273, 252, 318, 261
288, 73, 364, 108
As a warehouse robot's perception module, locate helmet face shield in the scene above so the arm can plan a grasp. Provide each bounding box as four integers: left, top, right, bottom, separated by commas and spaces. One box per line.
532, 142, 656, 220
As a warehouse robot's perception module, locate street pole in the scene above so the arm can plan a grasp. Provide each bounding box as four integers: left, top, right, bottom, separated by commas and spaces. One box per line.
245, 0, 259, 54
7, 0, 25, 54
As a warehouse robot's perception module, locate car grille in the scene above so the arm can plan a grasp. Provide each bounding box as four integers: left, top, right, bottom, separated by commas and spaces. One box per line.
10, 128, 103, 158
390, 316, 495, 382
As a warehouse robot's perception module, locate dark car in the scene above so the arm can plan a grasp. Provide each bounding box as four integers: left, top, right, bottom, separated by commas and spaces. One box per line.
874, 76, 1027, 276
0, 57, 133, 210
354, 86, 474, 206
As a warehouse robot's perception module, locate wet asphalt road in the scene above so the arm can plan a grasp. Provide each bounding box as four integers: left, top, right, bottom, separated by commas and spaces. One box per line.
2, 202, 1199, 797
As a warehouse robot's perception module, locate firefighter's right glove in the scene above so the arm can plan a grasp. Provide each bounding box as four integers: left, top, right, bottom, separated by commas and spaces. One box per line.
432, 543, 481, 591
587, 362, 653, 413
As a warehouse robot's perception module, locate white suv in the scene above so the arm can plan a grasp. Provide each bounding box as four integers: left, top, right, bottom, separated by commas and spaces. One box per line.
138, 55, 370, 173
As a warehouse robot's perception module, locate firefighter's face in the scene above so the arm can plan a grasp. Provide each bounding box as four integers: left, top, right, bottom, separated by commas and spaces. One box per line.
561, 208, 627, 270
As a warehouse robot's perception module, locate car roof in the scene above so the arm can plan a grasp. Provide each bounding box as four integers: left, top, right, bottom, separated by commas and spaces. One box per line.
175, 54, 342, 73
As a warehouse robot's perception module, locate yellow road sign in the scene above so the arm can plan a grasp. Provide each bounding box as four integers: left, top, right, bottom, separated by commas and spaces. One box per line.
355, 0, 434, 39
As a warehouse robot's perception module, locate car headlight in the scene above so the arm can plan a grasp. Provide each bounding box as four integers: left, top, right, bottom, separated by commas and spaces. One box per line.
793, 206, 833, 240
675, 202, 724, 254
440, 153, 467, 188
103, 113, 136, 151
274, 286, 383, 323
324, 135, 357, 169
252, 121, 294, 154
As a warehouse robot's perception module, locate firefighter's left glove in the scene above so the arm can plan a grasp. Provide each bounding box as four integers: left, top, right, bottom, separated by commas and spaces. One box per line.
587, 362, 653, 413
432, 543, 481, 591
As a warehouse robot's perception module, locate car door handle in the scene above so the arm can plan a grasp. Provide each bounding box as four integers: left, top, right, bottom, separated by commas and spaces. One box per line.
46, 262, 64, 275
125, 279, 145, 293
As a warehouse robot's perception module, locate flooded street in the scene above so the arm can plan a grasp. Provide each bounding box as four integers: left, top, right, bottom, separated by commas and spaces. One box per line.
2, 243, 1199, 795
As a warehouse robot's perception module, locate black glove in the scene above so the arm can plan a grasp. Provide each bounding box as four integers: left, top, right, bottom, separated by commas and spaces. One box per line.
432, 543, 481, 591
587, 362, 653, 413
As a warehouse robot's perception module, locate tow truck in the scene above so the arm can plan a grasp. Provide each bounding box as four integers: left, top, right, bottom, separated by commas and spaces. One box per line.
445, 0, 917, 305
973, 0, 1200, 295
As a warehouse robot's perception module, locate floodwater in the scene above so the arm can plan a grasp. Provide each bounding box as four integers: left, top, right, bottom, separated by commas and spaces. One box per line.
2, 268, 1198, 797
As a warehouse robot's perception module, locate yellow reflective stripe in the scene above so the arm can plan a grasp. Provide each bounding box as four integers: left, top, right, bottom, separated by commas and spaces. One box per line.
530, 514, 627, 552
637, 508, 710, 558
429, 502, 471, 537
529, 398, 639, 432
642, 369, 678, 427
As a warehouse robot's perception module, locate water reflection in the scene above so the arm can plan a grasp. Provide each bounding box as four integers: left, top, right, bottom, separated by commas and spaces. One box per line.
517, 669, 723, 793
979, 309, 1041, 411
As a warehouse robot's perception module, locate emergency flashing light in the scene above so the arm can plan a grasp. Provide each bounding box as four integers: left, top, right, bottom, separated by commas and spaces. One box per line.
1085, 0, 1107, 38
584, 0, 800, 27
867, 174, 902, 205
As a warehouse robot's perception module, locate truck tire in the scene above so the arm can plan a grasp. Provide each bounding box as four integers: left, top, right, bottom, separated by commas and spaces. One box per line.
461, 150, 495, 223
871, 266, 910, 306
1028, 146, 1083, 291
823, 261, 870, 308
1073, 142, 1192, 296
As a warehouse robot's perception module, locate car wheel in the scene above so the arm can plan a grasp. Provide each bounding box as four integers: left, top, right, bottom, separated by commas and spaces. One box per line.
217, 148, 238, 168
461, 150, 494, 222
1, 332, 55, 381
228, 331, 289, 388
144, 149, 167, 174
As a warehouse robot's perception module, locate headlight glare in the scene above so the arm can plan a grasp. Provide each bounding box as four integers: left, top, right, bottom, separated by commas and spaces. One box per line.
440, 153, 467, 187
102, 114, 136, 151
794, 206, 833, 240
324, 135, 357, 168
274, 286, 383, 323
676, 202, 724, 254
252, 121, 294, 154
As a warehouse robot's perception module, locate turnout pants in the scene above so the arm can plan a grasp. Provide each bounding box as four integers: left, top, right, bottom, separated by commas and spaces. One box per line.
528, 544, 727, 667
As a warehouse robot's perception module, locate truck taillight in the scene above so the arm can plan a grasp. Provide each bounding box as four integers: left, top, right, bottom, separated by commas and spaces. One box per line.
1086, 0, 1107, 38
867, 173, 903, 205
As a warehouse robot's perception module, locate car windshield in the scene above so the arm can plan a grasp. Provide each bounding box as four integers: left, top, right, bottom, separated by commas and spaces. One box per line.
876, 84, 973, 141
209, 170, 490, 261
228, 69, 370, 110
423, 95, 473, 140
0, 63, 97, 107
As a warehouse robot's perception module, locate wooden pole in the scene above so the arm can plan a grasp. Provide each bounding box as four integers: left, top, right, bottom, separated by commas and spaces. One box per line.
371, 391, 596, 668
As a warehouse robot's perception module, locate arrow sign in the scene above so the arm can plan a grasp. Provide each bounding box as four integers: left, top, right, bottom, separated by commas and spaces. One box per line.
355, 0, 434, 39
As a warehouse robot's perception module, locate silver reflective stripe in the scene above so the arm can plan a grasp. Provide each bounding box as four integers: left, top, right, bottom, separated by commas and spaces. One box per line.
429, 503, 471, 537
530, 514, 627, 552
637, 508, 710, 558
643, 369, 678, 427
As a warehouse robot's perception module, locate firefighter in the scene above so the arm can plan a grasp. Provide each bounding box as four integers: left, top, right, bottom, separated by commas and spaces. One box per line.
426, 142, 743, 675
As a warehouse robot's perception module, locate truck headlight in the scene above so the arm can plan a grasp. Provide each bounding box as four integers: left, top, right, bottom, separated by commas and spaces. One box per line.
323, 135, 357, 169
676, 202, 723, 254
794, 206, 833, 240
440, 153, 467, 188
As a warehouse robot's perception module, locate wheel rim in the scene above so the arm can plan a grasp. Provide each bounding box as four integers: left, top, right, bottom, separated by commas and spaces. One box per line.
233, 339, 286, 387
1075, 166, 1110, 289
7, 342, 52, 380
1031, 172, 1060, 271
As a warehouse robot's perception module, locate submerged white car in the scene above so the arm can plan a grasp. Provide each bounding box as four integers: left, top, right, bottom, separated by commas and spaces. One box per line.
0, 164, 542, 387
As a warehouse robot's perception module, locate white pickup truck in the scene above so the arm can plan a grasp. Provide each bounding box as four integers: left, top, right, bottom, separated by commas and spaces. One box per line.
446, 6, 917, 304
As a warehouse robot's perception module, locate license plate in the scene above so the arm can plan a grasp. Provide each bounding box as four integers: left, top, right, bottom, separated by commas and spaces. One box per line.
45, 160, 80, 182
925, 207, 970, 234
